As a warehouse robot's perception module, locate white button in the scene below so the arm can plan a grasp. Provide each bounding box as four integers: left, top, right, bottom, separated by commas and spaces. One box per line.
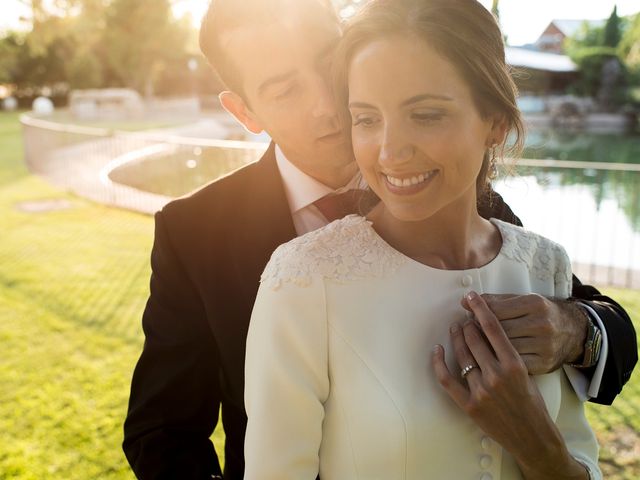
480, 473, 493, 480
481, 436, 492, 450
461, 274, 473, 287
480, 455, 492, 469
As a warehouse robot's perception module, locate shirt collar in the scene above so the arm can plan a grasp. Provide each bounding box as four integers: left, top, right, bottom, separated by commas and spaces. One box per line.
275, 145, 365, 214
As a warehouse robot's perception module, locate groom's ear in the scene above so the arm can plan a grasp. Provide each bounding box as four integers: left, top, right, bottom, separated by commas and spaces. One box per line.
219, 91, 264, 135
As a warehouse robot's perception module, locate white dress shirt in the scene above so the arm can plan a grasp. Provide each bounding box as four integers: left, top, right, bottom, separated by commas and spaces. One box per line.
566, 303, 609, 400
275, 145, 366, 235
274, 144, 607, 400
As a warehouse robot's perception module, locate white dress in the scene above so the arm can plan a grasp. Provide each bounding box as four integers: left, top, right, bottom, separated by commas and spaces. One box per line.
244, 215, 601, 480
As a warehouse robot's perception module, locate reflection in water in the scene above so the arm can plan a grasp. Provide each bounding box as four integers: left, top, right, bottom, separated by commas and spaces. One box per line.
510, 167, 640, 233
109, 145, 265, 197
495, 169, 640, 285
523, 129, 640, 165
498, 129, 640, 286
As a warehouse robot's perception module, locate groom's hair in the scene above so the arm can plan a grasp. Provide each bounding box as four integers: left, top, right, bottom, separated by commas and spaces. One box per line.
200, 0, 337, 100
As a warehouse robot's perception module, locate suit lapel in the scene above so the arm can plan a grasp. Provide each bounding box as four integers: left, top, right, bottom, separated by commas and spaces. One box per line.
231, 142, 297, 295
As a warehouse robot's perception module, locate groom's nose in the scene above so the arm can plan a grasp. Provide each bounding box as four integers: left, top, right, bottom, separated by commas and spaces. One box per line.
309, 75, 338, 121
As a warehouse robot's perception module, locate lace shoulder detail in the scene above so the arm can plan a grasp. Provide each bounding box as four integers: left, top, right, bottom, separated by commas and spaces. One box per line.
492, 219, 572, 296
260, 215, 407, 290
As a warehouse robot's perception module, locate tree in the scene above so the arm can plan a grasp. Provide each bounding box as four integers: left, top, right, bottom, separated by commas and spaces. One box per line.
0, 0, 194, 98
100, 0, 190, 96
620, 12, 640, 74
565, 7, 630, 110
0, 0, 108, 96
603, 5, 622, 48
0, 33, 21, 85
491, 0, 500, 21
7, 17, 76, 89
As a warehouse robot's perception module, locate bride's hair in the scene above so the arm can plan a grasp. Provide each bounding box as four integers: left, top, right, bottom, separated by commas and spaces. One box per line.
333, 0, 525, 199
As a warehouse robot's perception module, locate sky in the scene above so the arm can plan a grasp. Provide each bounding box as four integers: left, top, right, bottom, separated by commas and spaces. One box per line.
1, 0, 639, 46
477, 0, 640, 45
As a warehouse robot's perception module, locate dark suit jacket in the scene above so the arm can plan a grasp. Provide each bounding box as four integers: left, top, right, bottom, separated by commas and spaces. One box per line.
123, 143, 637, 479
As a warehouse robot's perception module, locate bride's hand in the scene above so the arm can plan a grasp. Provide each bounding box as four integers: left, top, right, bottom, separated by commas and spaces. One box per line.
431, 291, 589, 480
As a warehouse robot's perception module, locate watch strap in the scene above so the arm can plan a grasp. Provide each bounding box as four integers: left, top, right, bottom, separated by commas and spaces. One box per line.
568, 315, 602, 369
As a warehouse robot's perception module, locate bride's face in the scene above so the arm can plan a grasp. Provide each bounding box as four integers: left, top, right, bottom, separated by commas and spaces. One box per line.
348, 34, 501, 223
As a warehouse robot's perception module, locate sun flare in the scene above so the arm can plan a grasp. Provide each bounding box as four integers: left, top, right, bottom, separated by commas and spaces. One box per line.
171, 0, 209, 27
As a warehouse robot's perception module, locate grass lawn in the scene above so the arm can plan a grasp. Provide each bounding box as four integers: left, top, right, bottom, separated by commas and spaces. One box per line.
0, 111, 223, 479
585, 287, 640, 479
0, 110, 639, 478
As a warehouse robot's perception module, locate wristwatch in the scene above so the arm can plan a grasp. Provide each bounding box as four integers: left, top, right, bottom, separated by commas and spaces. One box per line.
569, 315, 603, 369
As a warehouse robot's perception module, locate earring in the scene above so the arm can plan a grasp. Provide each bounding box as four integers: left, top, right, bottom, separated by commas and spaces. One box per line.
488, 144, 499, 180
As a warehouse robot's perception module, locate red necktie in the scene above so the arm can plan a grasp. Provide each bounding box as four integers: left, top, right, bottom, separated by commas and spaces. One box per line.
313, 189, 378, 223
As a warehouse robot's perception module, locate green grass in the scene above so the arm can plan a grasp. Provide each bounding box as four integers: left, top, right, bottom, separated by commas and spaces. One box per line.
0, 110, 639, 478
585, 287, 640, 479
0, 112, 223, 479
0, 112, 29, 186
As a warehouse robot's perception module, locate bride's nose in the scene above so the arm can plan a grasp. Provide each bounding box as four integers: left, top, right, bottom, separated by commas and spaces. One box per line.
378, 125, 414, 166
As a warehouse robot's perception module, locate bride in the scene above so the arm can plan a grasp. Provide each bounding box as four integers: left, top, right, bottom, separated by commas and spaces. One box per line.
243, 0, 600, 478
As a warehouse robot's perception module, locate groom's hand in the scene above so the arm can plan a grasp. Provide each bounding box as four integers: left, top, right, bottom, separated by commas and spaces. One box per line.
461, 294, 589, 375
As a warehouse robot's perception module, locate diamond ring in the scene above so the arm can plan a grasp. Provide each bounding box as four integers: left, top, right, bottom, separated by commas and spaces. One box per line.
461, 364, 477, 378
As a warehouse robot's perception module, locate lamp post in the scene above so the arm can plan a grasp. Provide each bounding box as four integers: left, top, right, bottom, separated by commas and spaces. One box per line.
188, 58, 198, 97
187, 57, 200, 114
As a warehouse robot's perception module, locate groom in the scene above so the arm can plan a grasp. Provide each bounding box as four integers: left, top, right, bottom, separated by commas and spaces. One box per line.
123, 0, 637, 478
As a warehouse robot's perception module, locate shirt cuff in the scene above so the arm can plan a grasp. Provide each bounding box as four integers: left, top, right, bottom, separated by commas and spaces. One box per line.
562, 303, 609, 401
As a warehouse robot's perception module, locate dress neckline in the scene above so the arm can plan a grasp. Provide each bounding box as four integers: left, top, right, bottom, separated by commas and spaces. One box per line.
356, 215, 508, 274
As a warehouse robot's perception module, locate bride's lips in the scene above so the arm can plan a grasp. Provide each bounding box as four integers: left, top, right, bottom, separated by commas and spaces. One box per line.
382, 170, 439, 195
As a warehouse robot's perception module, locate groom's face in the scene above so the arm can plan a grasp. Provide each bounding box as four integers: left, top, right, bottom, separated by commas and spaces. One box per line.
222, 3, 355, 180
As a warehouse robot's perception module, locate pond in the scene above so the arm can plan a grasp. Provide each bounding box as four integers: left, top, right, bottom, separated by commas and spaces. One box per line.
495, 129, 640, 285
108, 144, 264, 198
522, 129, 640, 165
111, 129, 640, 196
495, 167, 640, 285
110, 128, 640, 286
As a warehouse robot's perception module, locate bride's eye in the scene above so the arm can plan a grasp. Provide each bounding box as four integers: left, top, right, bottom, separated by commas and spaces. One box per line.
352, 115, 379, 128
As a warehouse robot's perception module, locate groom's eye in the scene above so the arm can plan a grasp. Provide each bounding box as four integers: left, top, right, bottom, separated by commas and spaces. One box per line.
274, 84, 298, 100
411, 112, 445, 123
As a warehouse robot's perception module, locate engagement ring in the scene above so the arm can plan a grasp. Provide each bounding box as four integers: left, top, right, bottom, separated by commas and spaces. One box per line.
460, 364, 477, 378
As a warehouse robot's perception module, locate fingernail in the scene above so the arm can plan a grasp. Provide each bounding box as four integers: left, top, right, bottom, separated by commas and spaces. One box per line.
432, 344, 442, 354
466, 291, 478, 302
450, 323, 460, 334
